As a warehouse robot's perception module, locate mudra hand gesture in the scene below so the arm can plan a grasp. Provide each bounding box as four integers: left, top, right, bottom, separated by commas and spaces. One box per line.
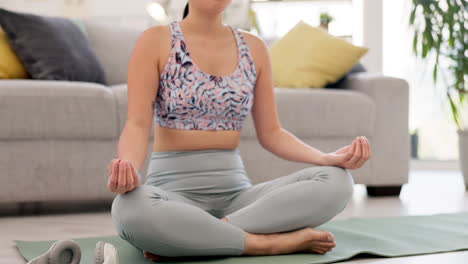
323, 136, 371, 169
107, 159, 140, 194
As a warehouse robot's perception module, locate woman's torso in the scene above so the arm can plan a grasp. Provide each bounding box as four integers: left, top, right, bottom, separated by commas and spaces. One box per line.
152, 20, 257, 152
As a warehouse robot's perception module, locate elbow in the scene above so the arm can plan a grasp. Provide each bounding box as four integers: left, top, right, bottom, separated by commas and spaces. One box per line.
258, 127, 282, 149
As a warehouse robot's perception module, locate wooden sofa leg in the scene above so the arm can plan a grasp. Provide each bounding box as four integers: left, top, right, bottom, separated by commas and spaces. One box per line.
366, 185, 402, 197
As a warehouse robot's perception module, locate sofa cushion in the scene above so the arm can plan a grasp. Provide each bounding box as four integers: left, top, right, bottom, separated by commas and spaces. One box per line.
0, 80, 118, 139
0, 8, 106, 84
82, 20, 141, 86
241, 88, 375, 139
110, 84, 129, 134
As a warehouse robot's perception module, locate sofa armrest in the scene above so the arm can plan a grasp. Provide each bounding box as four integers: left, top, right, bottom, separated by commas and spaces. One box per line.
343, 72, 410, 186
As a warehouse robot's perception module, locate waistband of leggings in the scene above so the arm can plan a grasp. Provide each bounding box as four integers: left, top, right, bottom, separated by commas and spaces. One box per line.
150, 147, 240, 159
147, 148, 244, 177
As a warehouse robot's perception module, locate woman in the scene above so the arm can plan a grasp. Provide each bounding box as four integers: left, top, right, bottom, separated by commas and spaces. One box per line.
108, 0, 370, 262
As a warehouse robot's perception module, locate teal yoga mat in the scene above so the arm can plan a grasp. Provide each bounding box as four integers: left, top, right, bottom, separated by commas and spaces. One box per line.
16, 211, 468, 264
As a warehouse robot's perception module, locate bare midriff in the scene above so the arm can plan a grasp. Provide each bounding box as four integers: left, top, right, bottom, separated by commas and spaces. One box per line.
152, 124, 241, 152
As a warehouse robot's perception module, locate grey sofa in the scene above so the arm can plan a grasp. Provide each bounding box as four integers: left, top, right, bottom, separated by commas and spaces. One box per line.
0, 20, 409, 207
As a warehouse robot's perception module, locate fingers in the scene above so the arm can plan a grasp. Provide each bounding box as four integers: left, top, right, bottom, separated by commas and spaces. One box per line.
118, 160, 127, 194
345, 139, 356, 160
350, 136, 371, 169
345, 137, 362, 168
107, 159, 141, 194
348, 138, 361, 165
362, 137, 370, 160
126, 162, 134, 192
365, 136, 371, 158
354, 137, 367, 168
107, 159, 119, 193
360, 136, 371, 163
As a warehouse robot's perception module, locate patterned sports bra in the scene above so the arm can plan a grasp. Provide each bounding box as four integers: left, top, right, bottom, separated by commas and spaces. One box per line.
153, 20, 257, 130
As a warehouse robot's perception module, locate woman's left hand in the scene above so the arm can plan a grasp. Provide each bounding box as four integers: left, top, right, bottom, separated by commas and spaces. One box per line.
321, 136, 371, 169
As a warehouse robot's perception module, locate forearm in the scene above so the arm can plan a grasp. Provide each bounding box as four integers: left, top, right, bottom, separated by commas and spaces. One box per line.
260, 128, 327, 166
117, 121, 151, 178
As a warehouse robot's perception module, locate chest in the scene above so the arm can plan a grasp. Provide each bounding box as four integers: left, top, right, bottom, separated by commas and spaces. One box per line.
158, 70, 254, 117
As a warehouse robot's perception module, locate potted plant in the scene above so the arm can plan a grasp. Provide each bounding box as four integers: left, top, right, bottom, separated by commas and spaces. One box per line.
410, 128, 419, 159
408, 0, 467, 189
319, 12, 333, 31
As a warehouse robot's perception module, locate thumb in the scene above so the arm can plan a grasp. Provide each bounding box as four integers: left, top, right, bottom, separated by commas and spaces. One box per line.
336, 144, 351, 154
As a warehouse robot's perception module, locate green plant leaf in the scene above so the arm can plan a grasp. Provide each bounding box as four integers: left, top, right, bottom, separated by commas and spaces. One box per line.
409, 8, 416, 25
408, 0, 466, 129
447, 91, 461, 130
412, 32, 419, 55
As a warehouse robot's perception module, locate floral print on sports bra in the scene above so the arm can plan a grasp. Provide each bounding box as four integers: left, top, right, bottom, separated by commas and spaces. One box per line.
153, 20, 257, 130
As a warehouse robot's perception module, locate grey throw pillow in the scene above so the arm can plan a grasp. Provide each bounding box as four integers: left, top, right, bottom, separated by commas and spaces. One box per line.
324, 63, 367, 89
0, 8, 106, 84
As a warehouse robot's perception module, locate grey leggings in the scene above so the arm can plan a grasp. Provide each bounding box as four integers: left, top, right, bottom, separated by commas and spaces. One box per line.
111, 148, 354, 257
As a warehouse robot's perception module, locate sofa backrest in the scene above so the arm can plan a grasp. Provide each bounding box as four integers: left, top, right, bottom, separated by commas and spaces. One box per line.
82, 20, 143, 86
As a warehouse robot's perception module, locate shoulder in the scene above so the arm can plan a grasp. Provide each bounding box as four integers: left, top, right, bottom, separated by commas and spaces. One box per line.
237, 29, 270, 73
131, 24, 172, 60
238, 30, 268, 55
137, 24, 171, 47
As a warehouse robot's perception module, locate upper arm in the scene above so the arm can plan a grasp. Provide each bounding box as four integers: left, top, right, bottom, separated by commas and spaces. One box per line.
242, 33, 282, 145
126, 26, 167, 129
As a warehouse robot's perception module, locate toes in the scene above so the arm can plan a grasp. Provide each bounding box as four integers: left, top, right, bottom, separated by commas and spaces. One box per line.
316, 246, 332, 254
321, 231, 334, 242
316, 249, 326, 255
309, 242, 335, 254
314, 241, 336, 248
317, 245, 334, 251
312, 229, 335, 242
305, 228, 335, 243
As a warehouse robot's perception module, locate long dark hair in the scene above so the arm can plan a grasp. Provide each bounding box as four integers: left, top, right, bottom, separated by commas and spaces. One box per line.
183, 2, 189, 19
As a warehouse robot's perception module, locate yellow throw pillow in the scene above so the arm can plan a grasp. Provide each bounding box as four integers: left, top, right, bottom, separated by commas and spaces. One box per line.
0, 27, 28, 79
269, 20, 368, 88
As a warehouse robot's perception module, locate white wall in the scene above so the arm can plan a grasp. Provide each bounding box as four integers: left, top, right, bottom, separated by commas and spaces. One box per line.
0, 0, 153, 29
0, 0, 149, 16
353, 0, 383, 73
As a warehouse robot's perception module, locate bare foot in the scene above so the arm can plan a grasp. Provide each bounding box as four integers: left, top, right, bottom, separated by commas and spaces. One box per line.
244, 227, 336, 256
268, 227, 336, 255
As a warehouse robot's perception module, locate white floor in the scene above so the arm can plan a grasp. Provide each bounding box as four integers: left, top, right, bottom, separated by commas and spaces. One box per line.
1, 169, 467, 264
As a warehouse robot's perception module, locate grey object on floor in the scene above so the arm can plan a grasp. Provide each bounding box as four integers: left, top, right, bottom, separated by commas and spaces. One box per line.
26, 239, 81, 264
94, 241, 119, 264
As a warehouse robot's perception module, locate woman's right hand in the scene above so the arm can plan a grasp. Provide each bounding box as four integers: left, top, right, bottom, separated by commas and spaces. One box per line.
107, 159, 140, 194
